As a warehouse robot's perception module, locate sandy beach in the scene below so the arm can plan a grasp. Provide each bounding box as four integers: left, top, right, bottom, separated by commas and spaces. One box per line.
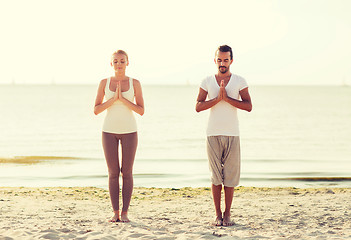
0, 187, 350, 239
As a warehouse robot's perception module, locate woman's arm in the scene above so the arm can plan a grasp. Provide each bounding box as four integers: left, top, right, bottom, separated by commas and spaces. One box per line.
120, 79, 145, 116
94, 79, 118, 115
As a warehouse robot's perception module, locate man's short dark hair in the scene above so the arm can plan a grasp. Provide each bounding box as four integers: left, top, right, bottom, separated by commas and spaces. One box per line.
216, 45, 233, 60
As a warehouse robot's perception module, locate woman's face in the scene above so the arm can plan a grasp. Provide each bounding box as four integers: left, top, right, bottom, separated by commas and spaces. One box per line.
111, 53, 129, 72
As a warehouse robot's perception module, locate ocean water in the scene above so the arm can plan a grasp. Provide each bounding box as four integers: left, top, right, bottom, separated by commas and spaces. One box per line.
0, 84, 350, 188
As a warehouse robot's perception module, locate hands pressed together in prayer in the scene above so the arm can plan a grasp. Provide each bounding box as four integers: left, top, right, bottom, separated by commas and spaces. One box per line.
113, 81, 130, 105
218, 80, 229, 102
113, 81, 122, 101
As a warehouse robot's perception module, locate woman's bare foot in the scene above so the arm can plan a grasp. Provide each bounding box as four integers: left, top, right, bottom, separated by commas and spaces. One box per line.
212, 216, 223, 226
120, 211, 130, 223
109, 211, 120, 222
222, 213, 234, 227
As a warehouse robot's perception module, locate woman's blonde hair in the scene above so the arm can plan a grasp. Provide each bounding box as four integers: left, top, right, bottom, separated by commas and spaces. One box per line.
112, 50, 129, 61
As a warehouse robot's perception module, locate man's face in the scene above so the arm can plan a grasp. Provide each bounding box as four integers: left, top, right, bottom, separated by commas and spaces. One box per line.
215, 51, 233, 74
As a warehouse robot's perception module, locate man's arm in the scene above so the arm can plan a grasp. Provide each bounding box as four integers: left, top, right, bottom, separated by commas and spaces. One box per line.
196, 88, 221, 112
223, 87, 252, 112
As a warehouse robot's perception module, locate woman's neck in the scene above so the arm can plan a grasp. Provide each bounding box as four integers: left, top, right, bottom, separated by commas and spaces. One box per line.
114, 71, 126, 80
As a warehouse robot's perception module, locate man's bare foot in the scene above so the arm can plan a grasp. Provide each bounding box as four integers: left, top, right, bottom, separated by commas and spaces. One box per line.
120, 211, 130, 223
222, 213, 234, 227
109, 213, 120, 223
212, 216, 223, 226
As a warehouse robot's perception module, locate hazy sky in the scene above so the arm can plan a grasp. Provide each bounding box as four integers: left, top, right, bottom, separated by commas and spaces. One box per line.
1, 0, 350, 85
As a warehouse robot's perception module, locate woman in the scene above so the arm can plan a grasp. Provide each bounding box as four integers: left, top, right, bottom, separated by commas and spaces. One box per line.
94, 50, 144, 222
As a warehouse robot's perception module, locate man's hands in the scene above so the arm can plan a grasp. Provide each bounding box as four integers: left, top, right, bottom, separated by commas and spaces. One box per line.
196, 79, 252, 113
217, 80, 228, 102
195, 80, 228, 112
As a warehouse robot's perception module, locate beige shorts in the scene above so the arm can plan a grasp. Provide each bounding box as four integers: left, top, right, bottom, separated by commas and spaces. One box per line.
207, 136, 241, 187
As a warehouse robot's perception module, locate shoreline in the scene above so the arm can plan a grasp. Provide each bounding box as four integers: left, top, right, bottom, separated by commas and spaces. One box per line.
1, 186, 351, 239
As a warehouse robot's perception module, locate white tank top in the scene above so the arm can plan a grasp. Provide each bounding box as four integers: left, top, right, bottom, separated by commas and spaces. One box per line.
102, 77, 137, 134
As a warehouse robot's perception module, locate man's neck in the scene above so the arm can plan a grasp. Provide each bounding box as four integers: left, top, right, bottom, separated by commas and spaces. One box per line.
216, 71, 232, 79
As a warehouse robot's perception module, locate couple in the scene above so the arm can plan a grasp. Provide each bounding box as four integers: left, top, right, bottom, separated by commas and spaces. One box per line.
94, 45, 252, 226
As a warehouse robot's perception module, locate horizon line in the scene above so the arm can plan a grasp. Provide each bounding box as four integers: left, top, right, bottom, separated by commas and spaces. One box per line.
0, 83, 350, 87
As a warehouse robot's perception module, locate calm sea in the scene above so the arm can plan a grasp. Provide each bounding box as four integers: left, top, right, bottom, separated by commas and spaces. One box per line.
0, 84, 350, 188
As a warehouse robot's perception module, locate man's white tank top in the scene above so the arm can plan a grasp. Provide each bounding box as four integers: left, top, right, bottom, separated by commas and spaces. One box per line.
102, 77, 137, 134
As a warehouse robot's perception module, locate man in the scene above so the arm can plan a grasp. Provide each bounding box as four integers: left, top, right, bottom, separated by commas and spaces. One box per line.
196, 45, 252, 226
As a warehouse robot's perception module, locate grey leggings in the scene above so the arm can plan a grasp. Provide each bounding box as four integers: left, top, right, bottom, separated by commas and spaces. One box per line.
102, 131, 138, 212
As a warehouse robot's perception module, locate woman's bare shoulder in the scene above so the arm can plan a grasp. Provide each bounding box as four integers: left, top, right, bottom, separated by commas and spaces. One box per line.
132, 78, 142, 87
99, 78, 108, 87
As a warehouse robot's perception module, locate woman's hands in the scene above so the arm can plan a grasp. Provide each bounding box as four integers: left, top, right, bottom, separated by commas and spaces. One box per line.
113, 80, 144, 115
113, 81, 122, 101
113, 81, 129, 105
95, 78, 145, 116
